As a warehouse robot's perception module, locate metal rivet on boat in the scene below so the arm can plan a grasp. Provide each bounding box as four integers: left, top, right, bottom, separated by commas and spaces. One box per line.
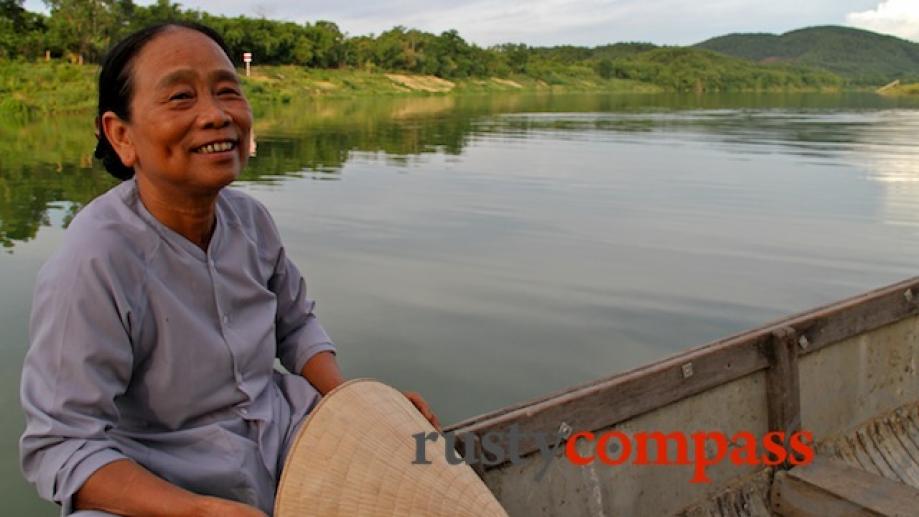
681, 362, 693, 379
798, 335, 810, 350
906, 289, 916, 304
558, 422, 572, 440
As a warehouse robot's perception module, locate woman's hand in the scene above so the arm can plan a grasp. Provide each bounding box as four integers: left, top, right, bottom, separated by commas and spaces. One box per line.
196, 495, 268, 517
403, 391, 441, 431
74, 460, 267, 517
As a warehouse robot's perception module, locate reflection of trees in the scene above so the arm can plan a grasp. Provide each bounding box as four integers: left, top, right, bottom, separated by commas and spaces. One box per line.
0, 113, 117, 250
3, 92, 919, 250
0, 162, 116, 250
0, 94, 497, 249
241, 96, 488, 181
238, 92, 697, 181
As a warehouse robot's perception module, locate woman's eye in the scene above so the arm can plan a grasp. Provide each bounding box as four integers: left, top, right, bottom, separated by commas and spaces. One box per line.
219, 88, 241, 96
169, 92, 192, 101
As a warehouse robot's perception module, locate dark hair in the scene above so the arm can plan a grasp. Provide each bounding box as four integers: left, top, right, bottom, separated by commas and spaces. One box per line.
94, 22, 233, 180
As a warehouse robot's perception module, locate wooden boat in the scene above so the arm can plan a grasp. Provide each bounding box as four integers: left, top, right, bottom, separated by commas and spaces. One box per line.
445, 276, 919, 516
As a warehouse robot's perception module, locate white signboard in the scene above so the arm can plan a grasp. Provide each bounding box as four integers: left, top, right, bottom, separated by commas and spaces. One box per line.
243, 52, 253, 77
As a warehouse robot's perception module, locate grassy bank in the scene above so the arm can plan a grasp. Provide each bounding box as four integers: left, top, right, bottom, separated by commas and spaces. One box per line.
244, 64, 660, 102
0, 61, 660, 119
878, 82, 919, 96
0, 61, 98, 118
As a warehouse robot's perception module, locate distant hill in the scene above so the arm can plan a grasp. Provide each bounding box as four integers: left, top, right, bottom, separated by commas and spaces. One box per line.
607, 47, 841, 92
694, 26, 919, 86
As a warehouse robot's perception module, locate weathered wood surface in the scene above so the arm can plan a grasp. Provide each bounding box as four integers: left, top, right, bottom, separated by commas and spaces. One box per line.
800, 315, 919, 446
818, 403, 919, 490
447, 277, 919, 463
481, 373, 772, 517
771, 456, 919, 516
454, 335, 769, 463
678, 468, 774, 517
764, 327, 801, 469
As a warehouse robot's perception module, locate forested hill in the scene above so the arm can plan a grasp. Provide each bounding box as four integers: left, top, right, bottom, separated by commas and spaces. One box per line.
0, 0, 884, 99
694, 26, 919, 85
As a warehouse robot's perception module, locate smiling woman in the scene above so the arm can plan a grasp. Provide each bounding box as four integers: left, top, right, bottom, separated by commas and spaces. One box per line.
17, 22, 439, 517
95, 24, 253, 242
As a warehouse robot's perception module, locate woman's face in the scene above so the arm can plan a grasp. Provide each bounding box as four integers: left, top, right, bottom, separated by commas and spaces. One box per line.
109, 27, 252, 194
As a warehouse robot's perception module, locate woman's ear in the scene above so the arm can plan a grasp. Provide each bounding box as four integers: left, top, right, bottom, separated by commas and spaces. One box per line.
100, 111, 137, 168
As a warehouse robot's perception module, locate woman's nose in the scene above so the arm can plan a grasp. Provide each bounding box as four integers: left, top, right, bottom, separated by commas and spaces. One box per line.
198, 95, 232, 128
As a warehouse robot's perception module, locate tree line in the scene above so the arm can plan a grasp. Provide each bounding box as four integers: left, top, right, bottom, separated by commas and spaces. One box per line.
0, 0, 844, 90
0, 0, 584, 78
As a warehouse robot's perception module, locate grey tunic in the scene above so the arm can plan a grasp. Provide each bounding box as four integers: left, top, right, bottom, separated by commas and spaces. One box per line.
20, 178, 336, 515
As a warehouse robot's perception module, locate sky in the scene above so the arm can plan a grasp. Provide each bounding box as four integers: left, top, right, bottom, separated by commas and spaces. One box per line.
21, 0, 919, 46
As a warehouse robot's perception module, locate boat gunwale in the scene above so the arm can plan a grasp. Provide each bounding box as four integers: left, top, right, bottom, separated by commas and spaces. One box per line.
445, 276, 919, 464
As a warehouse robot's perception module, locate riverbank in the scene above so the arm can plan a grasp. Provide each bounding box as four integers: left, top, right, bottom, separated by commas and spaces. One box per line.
878, 82, 919, 96
1, 60, 857, 120
0, 60, 862, 120
244, 64, 661, 102
0, 61, 661, 118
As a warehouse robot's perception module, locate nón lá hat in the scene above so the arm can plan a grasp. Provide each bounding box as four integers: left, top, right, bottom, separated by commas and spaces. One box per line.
275, 378, 509, 516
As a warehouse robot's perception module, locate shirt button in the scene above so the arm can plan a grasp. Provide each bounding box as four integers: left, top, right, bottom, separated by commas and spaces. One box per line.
240, 407, 248, 416
222, 314, 229, 324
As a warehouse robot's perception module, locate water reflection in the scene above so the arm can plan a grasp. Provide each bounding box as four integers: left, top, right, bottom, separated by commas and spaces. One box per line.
1, 92, 919, 251
849, 111, 919, 228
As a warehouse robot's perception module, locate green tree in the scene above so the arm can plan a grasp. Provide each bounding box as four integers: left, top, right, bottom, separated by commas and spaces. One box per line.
303, 20, 345, 68
492, 43, 528, 74
594, 58, 614, 79
1, 0, 29, 31
1, 0, 47, 58
43, 0, 118, 62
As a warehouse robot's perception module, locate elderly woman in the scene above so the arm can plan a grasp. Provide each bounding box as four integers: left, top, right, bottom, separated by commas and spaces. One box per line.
19, 22, 439, 517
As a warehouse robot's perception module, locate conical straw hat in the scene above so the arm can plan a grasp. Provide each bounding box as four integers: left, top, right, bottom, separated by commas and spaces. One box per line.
275, 378, 509, 517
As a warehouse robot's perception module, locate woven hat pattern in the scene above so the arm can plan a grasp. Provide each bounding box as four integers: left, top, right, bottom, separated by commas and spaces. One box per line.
275, 379, 509, 517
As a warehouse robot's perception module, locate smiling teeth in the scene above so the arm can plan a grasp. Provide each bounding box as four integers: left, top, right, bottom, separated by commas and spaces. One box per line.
197, 141, 235, 154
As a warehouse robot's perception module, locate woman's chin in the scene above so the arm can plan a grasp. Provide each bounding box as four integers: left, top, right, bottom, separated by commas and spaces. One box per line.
199, 158, 243, 183
208, 167, 241, 188
193, 160, 242, 189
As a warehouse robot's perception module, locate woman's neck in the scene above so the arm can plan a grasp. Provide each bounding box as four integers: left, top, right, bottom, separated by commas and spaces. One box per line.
135, 173, 219, 252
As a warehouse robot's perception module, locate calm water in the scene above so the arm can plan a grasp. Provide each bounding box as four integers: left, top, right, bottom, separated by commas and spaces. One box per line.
3, 91, 919, 514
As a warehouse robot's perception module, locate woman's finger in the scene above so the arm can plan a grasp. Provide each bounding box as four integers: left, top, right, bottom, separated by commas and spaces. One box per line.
404, 391, 441, 430
406, 392, 431, 417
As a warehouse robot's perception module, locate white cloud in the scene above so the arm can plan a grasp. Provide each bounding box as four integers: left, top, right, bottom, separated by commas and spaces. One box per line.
20, 0, 891, 46
846, 0, 919, 41
325, 0, 867, 46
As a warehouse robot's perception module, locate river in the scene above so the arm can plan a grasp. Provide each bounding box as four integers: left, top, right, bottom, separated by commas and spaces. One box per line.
2, 91, 919, 514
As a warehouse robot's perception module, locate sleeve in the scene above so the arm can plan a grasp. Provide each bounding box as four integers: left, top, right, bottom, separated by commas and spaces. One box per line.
19, 252, 135, 513
266, 233, 336, 376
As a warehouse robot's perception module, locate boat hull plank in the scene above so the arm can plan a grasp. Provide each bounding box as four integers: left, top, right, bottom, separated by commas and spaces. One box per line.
678, 469, 773, 517
482, 372, 770, 516
818, 402, 919, 490
771, 456, 919, 516
800, 315, 919, 442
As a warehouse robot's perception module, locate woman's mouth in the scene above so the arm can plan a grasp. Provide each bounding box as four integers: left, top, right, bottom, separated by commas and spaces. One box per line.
192, 140, 237, 156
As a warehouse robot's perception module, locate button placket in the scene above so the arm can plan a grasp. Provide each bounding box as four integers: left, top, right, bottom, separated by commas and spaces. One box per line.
207, 256, 244, 390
